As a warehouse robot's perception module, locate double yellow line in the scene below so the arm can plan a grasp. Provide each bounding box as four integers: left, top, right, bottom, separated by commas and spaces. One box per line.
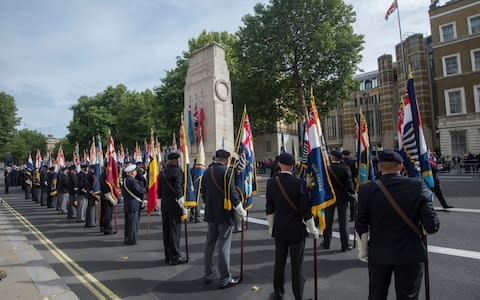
1, 199, 121, 300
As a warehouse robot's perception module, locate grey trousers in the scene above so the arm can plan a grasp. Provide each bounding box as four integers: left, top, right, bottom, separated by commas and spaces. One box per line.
76, 195, 87, 222
204, 223, 234, 286
59, 193, 69, 213
85, 197, 96, 227
124, 209, 141, 245
67, 193, 77, 218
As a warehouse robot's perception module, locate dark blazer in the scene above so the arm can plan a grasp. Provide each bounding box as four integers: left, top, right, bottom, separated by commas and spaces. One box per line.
123, 175, 146, 212
201, 162, 240, 225
356, 174, 439, 265
77, 171, 88, 195
266, 172, 312, 242
329, 162, 354, 204
158, 163, 184, 218
68, 172, 78, 194
343, 158, 357, 185
57, 172, 70, 194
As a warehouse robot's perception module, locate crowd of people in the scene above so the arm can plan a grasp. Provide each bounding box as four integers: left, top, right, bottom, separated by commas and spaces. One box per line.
2, 146, 446, 299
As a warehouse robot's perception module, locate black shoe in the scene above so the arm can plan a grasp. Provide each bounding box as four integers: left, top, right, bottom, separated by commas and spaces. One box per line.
443, 205, 454, 209
165, 258, 170, 264
203, 277, 213, 284
320, 242, 330, 249
219, 277, 240, 289
170, 257, 188, 265
341, 245, 353, 252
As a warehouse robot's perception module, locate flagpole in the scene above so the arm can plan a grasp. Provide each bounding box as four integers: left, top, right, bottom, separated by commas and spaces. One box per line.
396, 0, 408, 87
313, 238, 318, 300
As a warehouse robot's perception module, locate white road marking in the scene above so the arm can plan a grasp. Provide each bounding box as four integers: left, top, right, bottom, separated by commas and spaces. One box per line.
245, 215, 480, 261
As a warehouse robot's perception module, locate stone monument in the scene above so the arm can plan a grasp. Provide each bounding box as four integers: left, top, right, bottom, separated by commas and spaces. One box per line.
184, 43, 234, 161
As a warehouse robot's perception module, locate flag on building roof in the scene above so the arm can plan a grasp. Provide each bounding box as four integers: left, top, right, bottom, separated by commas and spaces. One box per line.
355, 109, 376, 191
397, 73, 434, 188
235, 106, 257, 210
304, 95, 336, 232
385, 0, 398, 20
179, 118, 196, 207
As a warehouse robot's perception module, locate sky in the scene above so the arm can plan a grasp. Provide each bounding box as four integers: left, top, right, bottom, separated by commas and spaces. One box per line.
0, 0, 445, 138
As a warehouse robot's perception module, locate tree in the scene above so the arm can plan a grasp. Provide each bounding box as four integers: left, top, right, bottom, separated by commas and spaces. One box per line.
1, 129, 47, 164
0, 92, 21, 151
236, 0, 364, 125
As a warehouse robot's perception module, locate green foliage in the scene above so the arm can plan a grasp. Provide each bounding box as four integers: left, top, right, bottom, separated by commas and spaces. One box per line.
236, 0, 364, 122
0, 92, 21, 151
1, 129, 47, 164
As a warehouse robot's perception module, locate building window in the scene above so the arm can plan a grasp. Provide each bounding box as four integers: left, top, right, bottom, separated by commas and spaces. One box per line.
468, 14, 480, 35
444, 87, 466, 115
451, 131, 467, 157
265, 141, 271, 153
372, 78, 378, 88
442, 54, 461, 76
471, 49, 480, 71
474, 85, 480, 113
439, 22, 456, 42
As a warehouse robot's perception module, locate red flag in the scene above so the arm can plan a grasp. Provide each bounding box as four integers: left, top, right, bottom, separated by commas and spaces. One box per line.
385, 0, 398, 20
106, 133, 120, 201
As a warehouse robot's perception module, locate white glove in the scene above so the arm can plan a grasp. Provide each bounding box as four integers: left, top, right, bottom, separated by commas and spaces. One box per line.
305, 217, 319, 239
182, 207, 188, 217
142, 200, 147, 208
177, 196, 185, 209
356, 232, 369, 262
235, 203, 247, 219
266, 213, 275, 236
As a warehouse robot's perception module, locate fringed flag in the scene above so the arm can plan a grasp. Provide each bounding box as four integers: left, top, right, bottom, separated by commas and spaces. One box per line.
105, 132, 120, 205
191, 136, 206, 207
34, 149, 42, 169
147, 132, 159, 215
235, 106, 257, 210
74, 142, 81, 172
118, 143, 125, 166
172, 133, 178, 152
355, 109, 376, 191
305, 95, 336, 232
27, 153, 33, 170
56, 145, 65, 171
92, 136, 102, 199
179, 119, 196, 207
397, 73, 434, 188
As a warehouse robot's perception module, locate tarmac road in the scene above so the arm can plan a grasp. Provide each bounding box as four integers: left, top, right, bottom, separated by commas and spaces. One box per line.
1, 173, 479, 299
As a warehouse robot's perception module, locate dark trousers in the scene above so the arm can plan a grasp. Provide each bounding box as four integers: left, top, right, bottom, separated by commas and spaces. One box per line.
162, 212, 181, 261
349, 196, 357, 221
368, 263, 423, 300
124, 209, 140, 245
101, 199, 114, 234
273, 238, 305, 300
323, 201, 349, 249
40, 188, 48, 206
85, 197, 96, 227
433, 184, 448, 207
32, 187, 41, 203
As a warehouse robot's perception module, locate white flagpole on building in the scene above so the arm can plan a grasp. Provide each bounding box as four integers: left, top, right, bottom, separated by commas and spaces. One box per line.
396, 0, 408, 85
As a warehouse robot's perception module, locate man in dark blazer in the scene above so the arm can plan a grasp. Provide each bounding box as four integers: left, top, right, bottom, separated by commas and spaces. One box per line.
122, 164, 146, 245
341, 150, 358, 221
266, 152, 318, 300
201, 149, 247, 289
322, 150, 354, 251
158, 152, 187, 265
356, 150, 439, 300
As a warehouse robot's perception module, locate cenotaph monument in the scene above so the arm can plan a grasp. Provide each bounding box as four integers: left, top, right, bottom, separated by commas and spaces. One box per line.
184, 43, 234, 161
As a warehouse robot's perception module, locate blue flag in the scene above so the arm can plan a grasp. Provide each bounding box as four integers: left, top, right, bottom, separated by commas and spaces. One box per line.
397, 74, 434, 188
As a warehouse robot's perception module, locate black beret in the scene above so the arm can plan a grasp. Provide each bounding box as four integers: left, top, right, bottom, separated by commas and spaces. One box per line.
135, 161, 143, 165
330, 150, 343, 160
378, 150, 403, 163
167, 152, 180, 160
341, 150, 351, 156
69, 165, 76, 170
80, 164, 88, 168
215, 149, 230, 159
277, 152, 295, 166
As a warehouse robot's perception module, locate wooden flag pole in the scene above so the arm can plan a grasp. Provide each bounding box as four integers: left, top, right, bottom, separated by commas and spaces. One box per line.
184, 220, 189, 261
314, 238, 318, 300
240, 218, 245, 283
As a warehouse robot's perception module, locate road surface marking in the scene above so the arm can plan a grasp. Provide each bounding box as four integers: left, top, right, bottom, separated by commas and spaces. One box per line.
1, 199, 121, 300
245, 215, 480, 261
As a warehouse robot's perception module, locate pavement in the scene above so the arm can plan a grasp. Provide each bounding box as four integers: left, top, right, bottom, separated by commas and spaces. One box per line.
0, 196, 79, 299
0, 171, 479, 299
